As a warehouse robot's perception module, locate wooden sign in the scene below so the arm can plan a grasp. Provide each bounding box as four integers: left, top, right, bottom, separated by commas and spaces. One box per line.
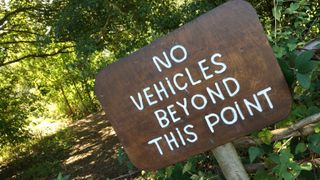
95, 0, 292, 170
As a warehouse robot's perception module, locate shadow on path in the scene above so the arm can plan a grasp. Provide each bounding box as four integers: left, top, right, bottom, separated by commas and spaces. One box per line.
62, 112, 129, 179
0, 112, 131, 179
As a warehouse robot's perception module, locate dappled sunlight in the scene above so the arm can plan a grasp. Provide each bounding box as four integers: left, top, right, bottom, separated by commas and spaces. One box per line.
65, 150, 94, 165
0, 112, 129, 179
59, 112, 129, 179
27, 103, 71, 138
27, 117, 69, 137
100, 126, 116, 140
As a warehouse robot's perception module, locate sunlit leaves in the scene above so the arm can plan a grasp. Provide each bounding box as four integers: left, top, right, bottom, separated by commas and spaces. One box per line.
258, 129, 273, 144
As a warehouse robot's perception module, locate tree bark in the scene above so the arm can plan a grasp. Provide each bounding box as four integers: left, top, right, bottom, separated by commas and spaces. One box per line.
71, 79, 89, 113
212, 143, 249, 180
233, 113, 320, 147
60, 85, 75, 116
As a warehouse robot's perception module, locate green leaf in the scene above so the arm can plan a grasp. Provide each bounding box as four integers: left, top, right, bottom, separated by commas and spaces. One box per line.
297, 73, 311, 89
269, 153, 280, 164
272, 6, 282, 21
249, 146, 263, 163
56, 173, 70, 180
287, 43, 297, 51
258, 129, 273, 144
292, 104, 307, 118
182, 161, 192, 174
295, 143, 307, 154
295, 50, 316, 74
279, 149, 292, 164
273, 45, 286, 58
274, 141, 282, 150
165, 166, 174, 178
315, 125, 320, 133
190, 174, 199, 180
307, 106, 320, 116
296, 50, 314, 62
282, 171, 294, 180
286, 3, 299, 14
289, 3, 299, 11
57, 173, 62, 180
308, 134, 320, 153
300, 162, 312, 171
278, 59, 295, 86
254, 169, 274, 180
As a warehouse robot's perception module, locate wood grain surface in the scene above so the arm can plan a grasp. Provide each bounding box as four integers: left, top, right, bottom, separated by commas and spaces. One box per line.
95, 0, 292, 170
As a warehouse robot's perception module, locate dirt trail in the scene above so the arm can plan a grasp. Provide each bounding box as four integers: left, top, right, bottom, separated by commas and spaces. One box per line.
0, 112, 133, 180
61, 112, 132, 179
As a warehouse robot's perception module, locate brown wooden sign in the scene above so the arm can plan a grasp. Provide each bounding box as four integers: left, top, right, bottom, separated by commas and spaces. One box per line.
95, 0, 292, 170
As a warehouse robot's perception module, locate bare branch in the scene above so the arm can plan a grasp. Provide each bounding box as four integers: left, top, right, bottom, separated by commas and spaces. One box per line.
272, 113, 320, 141
0, 40, 70, 45
233, 113, 320, 147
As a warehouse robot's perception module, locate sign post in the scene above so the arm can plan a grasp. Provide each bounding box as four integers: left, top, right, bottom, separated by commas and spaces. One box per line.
95, 0, 292, 177
212, 143, 249, 179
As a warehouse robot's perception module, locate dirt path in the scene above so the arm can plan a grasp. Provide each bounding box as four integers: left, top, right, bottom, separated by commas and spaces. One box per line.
61, 112, 134, 179
0, 112, 136, 180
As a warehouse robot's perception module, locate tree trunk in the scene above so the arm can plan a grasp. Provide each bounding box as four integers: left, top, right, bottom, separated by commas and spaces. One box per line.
60, 85, 75, 116
82, 80, 97, 110
71, 79, 89, 113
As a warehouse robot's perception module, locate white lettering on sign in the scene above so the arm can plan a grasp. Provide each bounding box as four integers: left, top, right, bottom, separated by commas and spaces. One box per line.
129, 44, 275, 155
204, 87, 273, 133
152, 44, 188, 72
147, 124, 198, 155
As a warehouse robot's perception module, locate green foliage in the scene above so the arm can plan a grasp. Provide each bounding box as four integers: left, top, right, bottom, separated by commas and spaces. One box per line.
258, 129, 274, 144
117, 147, 134, 170
141, 154, 219, 180
56, 172, 71, 180
271, 149, 301, 180
0, 69, 35, 146
249, 146, 264, 163
0, 128, 73, 179
307, 134, 320, 154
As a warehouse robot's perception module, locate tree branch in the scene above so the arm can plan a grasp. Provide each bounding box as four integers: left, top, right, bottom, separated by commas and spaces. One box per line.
0, 46, 74, 67
0, 29, 43, 37
233, 113, 320, 147
0, 40, 70, 45
0, 40, 40, 45
272, 113, 320, 141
